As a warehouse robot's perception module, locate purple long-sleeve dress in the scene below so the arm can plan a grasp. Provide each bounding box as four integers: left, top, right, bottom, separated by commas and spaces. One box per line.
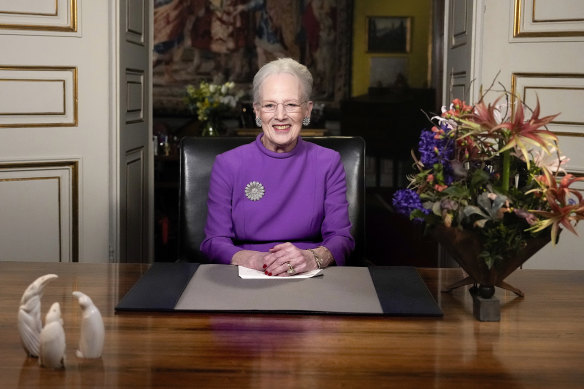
200, 134, 354, 265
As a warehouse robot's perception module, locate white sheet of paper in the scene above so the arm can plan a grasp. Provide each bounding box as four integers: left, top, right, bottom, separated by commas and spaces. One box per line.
238, 266, 322, 279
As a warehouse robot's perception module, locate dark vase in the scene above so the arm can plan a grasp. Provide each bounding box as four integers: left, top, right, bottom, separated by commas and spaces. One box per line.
432, 225, 552, 297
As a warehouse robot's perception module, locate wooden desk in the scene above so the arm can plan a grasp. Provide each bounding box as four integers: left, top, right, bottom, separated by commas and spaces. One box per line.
1, 262, 583, 388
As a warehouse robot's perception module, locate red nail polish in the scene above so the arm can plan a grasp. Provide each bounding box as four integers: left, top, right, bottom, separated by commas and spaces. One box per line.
268, 272, 272, 276
264, 271, 268, 275
263, 264, 267, 269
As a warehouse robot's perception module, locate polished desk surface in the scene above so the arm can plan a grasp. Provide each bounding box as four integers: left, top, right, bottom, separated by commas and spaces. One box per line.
1, 262, 583, 388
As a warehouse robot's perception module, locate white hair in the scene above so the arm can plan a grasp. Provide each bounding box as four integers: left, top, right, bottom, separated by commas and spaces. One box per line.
252, 58, 313, 103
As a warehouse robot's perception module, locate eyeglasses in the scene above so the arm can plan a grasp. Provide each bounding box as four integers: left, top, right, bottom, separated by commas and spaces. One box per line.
258, 101, 306, 113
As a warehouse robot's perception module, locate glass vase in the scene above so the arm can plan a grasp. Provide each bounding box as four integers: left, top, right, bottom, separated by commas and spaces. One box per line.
201, 120, 220, 137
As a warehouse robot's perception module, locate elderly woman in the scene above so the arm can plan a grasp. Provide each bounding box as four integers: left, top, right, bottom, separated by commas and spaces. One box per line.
200, 58, 354, 276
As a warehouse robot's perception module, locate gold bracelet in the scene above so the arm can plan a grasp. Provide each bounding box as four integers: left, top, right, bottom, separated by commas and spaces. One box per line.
309, 248, 323, 269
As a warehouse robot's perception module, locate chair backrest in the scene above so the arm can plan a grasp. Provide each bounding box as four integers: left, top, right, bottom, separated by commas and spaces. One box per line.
178, 136, 366, 265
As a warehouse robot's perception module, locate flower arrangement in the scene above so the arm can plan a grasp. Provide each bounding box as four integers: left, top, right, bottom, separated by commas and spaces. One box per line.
393, 89, 584, 269
184, 81, 243, 133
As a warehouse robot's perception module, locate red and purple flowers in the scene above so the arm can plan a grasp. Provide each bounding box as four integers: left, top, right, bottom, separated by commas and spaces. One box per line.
392, 91, 584, 268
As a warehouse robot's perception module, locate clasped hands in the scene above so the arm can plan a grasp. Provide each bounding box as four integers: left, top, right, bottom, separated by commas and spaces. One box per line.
263, 242, 319, 276
233, 242, 318, 277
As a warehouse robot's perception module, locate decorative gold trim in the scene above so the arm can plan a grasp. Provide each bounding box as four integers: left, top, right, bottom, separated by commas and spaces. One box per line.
533, 16, 584, 23
523, 86, 584, 126
511, 72, 584, 91
514, 0, 584, 37
556, 132, 584, 138
0, 160, 79, 262
0, 66, 78, 127
513, 0, 522, 37
511, 72, 584, 137
0, 0, 77, 32
532, 0, 584, 23
0, 0, 58, 17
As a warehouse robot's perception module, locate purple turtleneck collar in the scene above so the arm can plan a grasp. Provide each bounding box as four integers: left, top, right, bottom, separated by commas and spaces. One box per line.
255, 133, 305, 159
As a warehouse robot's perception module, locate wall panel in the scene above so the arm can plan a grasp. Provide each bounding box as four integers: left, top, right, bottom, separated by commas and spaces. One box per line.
124, 148, 144, 261
512, 72, 584, 172
0, 161, 78, 262
514, 0, 584, 37
0, 66, 78, 127
450, 0, 469, 48
449, 71, 467, 102
125, 69, 144, 124
126, 0, 144, 45
0, 0, 77, 32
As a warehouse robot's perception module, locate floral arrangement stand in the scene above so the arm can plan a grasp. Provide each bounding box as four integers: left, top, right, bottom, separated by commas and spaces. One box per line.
433, 225, 551, 322
434, 225, 551, 298
472, 293, 500, 322
184, 81, 243, 136
392, 87, 584, 322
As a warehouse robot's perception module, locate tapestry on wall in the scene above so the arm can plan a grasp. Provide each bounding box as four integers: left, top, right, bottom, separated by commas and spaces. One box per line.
153, 0, 353, 115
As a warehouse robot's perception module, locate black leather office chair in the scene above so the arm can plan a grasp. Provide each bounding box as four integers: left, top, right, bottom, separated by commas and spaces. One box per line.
178, 136, 366, 266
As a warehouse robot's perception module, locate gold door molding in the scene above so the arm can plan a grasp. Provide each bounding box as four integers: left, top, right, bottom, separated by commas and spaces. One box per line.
0, 0, 78, 32
0, 160, 78, 262
514, 0, 584, 38
512, 72, 584, 138
0, 66, 78, 128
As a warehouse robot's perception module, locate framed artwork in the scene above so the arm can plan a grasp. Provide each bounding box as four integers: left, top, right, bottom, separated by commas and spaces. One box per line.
153, 0, 353, 115
369, 57, 408, 87
366, 16, 411, 53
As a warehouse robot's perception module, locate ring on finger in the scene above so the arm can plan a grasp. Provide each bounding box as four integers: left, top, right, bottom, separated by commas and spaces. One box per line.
286, 262, 296, 275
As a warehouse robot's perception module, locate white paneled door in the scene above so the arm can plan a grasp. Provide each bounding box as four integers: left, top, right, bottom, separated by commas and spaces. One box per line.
444, 0, 584, 269
0, 1, 153, 263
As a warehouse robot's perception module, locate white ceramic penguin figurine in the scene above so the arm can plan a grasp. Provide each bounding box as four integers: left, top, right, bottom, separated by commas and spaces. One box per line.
39, 302, 66, 369
72, 291, 104, 358
17, 274, 58, 357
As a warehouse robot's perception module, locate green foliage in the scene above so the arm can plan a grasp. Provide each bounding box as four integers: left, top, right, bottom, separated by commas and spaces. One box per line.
184, 81, 243, 122
477, 221, 525, 269
393, 91, 584, 268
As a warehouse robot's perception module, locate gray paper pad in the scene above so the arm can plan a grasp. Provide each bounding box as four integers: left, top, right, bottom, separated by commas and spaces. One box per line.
175, 264, 383, 314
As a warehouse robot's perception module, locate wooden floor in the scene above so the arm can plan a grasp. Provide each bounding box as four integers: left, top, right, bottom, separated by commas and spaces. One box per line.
1, 262, 583, 388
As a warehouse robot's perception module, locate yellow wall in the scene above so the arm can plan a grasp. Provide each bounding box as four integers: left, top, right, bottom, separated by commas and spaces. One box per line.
352, 0, 432, 96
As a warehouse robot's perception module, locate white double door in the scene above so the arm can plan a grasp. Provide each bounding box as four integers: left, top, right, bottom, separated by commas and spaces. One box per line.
445, 0, 584, 269
0, 0, 152, 263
